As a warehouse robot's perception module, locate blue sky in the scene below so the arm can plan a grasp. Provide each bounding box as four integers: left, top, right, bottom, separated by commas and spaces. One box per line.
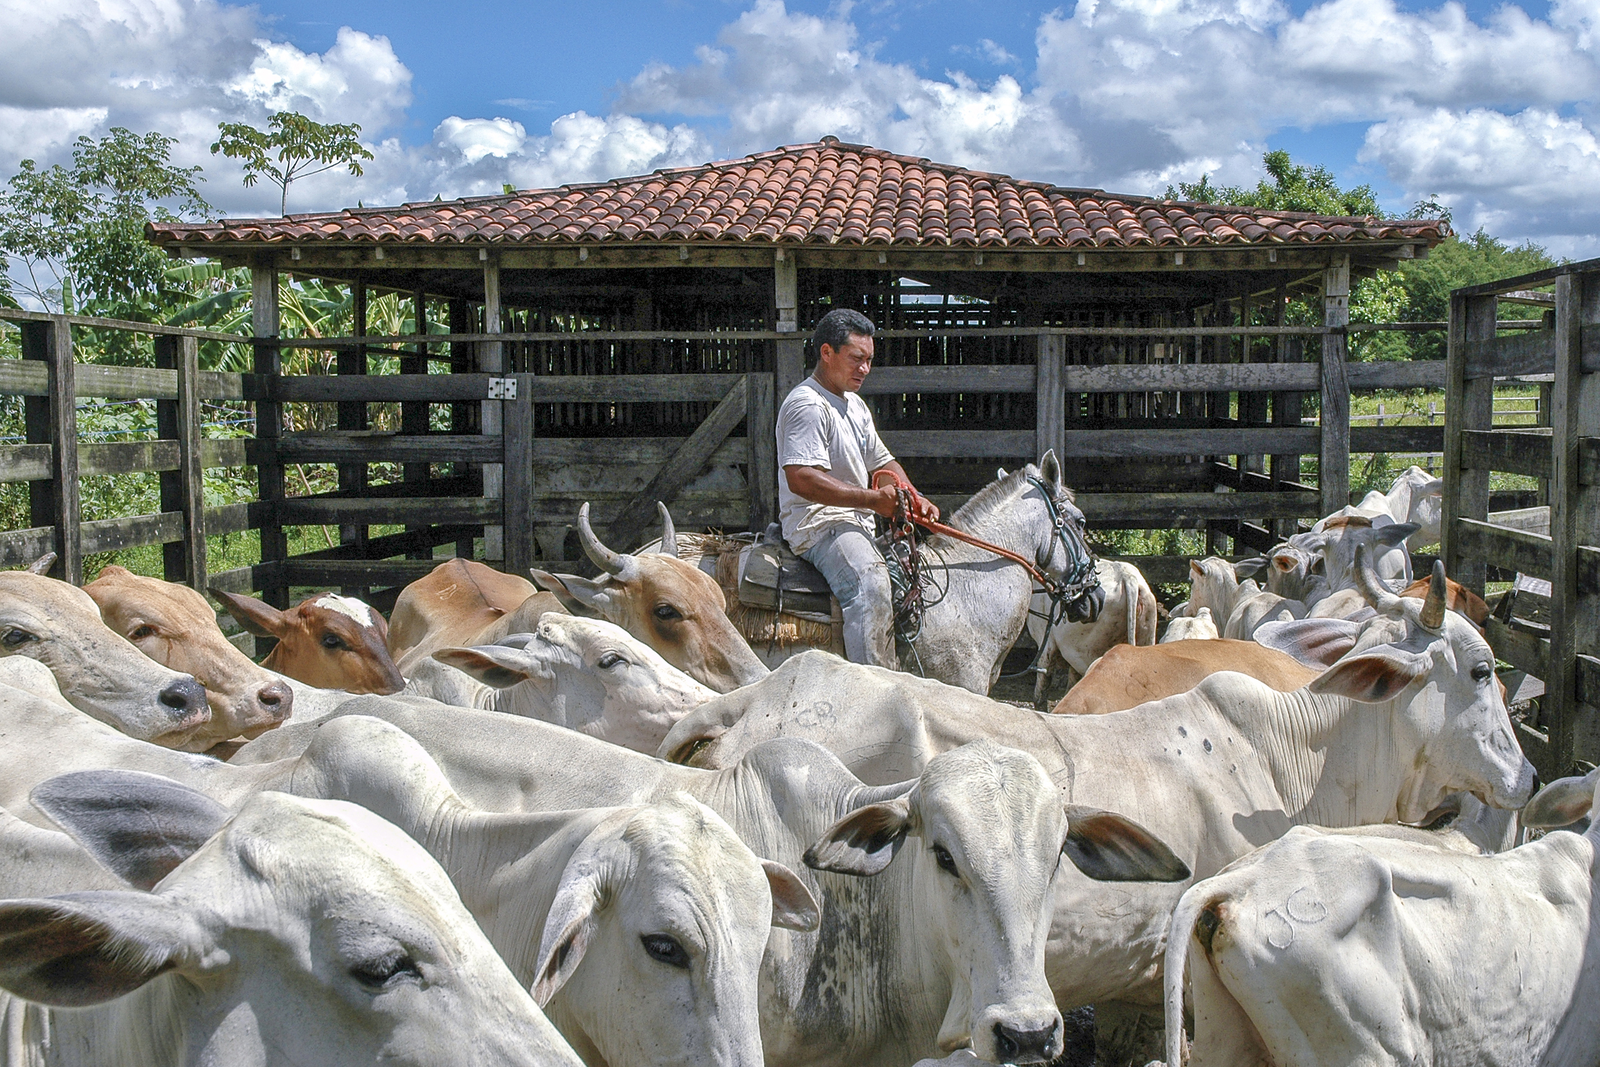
2, 0, 1597, 255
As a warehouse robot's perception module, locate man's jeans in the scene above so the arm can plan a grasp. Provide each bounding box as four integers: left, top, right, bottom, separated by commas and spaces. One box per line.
800, 523, 896, 668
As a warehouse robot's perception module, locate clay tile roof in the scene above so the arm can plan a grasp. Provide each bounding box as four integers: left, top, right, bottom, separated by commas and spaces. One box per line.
148, 138, 1451, 251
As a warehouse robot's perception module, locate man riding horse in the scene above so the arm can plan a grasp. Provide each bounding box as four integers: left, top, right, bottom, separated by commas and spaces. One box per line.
777, 309, 938, 667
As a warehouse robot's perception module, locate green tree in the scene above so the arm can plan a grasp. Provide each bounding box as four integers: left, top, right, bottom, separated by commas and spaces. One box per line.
0, 128, 209, 313
1166, 149, 1381, 217
211, 112, 374, 216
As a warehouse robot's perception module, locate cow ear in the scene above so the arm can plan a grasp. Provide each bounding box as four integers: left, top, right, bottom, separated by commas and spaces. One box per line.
1309, 647, 1431, 703
761, 859, 821, 931
803, 797, 912, 877
208, 588, 287, 639
0, 893, 211, 1006
1062, 807, 1190, 883
530, 867, 603, 1005
1038, 449, 1062, 487
432, 646, 545, 689
1233, 557, 1267, 579
1376, 522, 1420, 547
530, 572, 613, 616
1521, 768, 1600, 829
25, 553, 56, 576
31, 770, 229, 891
1254, 617, 1362, 668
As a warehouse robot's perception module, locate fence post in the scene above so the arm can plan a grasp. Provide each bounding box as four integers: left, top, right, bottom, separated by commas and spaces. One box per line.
481, 257, 505, 562
252, 263, 289, 608
154, 334, 207, 591
338, 276, 370, 593
747, 371, 777, 530
20, 318, 80, 582
1035, 333, 1065, 462
1320, 256, 1351, 517
1442, 291, 1496, 593
773, 249, 804, 402
502, 373, 535, 577
403, 290, 432, 560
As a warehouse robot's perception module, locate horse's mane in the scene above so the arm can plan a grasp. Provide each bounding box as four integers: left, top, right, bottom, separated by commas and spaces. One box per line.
948, 463, 1073, 530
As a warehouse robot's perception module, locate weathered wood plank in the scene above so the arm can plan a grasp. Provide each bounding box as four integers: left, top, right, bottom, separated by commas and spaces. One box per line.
0, 438, 254, 482
1444, 293, 1497, 593
197, 371, 247, 401
1348, 425, 1445, 453
531, 492, 750, 531
80, 512, 183, 556
1460, 429, 1553, 478
1056, 427, 1320, 458
25, 318, 80, 583
253, 265, 289, 607
281, 559, 446, 587
531, 437, 747, 466
200, 440, 248, 468
1463, 329, 1555, 379
502, 374, 535, 576
1321, 258, 1351, 517
1580, 438, 1600, 486
266, 373, 742, 404
1453, 516, 1553, 578
0, 527, 56, 569
154, 335, 207, 589
607, 375, 750, 549
1036, 335, 1065, 461
1488, 506, 1551, 534
205, 502, 254, 538
273, 434, 502, 464
860, 364, 1037, 394
1345, 362, 1449, 389
274, 496, 502, 526
1063, 362, 1320, 393
1486, 615, 1550, 680
0, 307, 244, 344
1076, 491, 1321, 523
879, 429, 1037, 458
747, 372, 777, 530
0, 444, 51, 482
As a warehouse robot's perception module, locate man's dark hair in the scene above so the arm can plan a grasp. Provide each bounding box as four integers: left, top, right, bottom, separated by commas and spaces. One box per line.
811, 308, 875, 358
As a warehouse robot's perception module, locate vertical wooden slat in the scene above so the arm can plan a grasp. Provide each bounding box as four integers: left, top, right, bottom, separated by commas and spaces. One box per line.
21, 319, 78, 581
774, 249, 804, 402
448, 298, 476, 560
252, 264, 288, 607
1320, 256, 1351, 518
403, 290, 431, 560
481, 258, 505, 561
502, 372, 535, 577
338, 276, 370, 593
155, 335, 206, 590
1443, 292, 1496, 592
747, 371, 777, 530
1270, 282, 1302, 538
1035, 333, 1064, 462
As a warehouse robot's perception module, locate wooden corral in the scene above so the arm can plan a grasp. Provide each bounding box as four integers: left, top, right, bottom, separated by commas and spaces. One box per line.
1442, 256, 1600, 779
4, 139, 1461, 619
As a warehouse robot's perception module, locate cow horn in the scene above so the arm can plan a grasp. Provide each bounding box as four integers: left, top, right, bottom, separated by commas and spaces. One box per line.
577, 503, 633, 578
25, 553, 56, 576
1352, 544, 1402, 613
657, 502, 678, 558
1419, 559, 1447, 631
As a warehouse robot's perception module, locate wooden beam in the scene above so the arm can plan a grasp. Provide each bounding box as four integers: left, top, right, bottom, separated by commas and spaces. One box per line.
252, 264, 289, 607
1320, 256, 1351, 516
154, 335, 207, 590
774, 249, 805, 403
481, 257, 504, 561
1547, 271, 1591, 776
1444, 292, 1498, 593
265, 373, 743, 403
747, 371, 777, 530
1463, 329, 1555, 379
502, 373, 535, 577
1453, 517, 1553, 579
21, 318, 80, 582
606, 375, 750, 551
860, 364, 1036, 394
1064, 362, 1319, 393
337, 275, 370, 587
1460, 429, 1554, 479
1035, 334, 1064, 462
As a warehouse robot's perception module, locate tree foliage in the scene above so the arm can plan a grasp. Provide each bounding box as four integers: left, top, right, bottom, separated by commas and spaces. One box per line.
211, 112, 374, 216
0, 128, 209, 313
1166, 150, 1381, 217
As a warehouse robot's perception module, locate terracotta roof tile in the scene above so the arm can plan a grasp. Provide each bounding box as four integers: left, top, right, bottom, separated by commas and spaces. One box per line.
149, 138, 1451, 251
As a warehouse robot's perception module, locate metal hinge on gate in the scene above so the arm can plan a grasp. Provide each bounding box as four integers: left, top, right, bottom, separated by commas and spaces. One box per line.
487, 377, 518, 399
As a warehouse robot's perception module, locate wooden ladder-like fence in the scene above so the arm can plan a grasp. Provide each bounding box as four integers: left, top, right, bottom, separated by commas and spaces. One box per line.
1442, 256, 1600, 779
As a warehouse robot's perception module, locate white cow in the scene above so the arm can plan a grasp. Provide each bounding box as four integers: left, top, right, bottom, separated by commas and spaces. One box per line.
1160, 608, 1218, 642
1026, 560, 1157, 704
654, 553, 1536, 1043
1163, 767, 1600, 1067
234, 703, 1189, 1067
0, 694, 816, 1067
1169, 557, 1242, 623
1326, 464, 1443, 547
0, 570, 211, 748
1298, 516, 1418, 590
410, 614, 716, 753
0, 774, 581, 1067
1221, 582, 1308, 641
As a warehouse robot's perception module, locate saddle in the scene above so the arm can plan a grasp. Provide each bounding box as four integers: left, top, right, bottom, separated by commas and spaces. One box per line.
735, 525, 838, 624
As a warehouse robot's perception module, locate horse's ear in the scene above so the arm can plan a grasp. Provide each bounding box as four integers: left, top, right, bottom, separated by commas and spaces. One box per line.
996, 466, 1008, 480
1039, 449, 1062, 486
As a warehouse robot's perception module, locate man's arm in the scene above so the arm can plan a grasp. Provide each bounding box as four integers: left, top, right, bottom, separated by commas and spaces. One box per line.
871, 460, 941, 523
784, 465, 899, 517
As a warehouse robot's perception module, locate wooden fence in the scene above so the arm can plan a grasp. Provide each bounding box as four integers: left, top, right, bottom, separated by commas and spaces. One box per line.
1441, 257, 1600, 779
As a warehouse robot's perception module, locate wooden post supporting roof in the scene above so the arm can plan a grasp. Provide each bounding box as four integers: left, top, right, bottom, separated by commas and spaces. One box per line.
481, 256, 505, 562
774, 249, 803, 401
1319, 255, 1351, 518
21, 317, 80, 583
154, 334, 207, 591
252, 264, 288, 608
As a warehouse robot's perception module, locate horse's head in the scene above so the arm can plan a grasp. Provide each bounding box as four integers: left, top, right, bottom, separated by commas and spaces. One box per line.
1029, 451, 1101, 622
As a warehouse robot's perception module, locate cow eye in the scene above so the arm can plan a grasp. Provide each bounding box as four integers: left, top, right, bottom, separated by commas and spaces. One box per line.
130, 624, 158, 640
641, 934, 691, 969
653, 604, 682, 621
350, 952, 422, 989
597, 651, 627, 669
1, 628, 33, 648
1472, 662, 1493, 683
931, 844, 959, 876
321, 633, 347, 650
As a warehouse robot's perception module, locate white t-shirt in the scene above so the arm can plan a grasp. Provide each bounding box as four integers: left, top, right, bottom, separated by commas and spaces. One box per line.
776, 376, 896, 552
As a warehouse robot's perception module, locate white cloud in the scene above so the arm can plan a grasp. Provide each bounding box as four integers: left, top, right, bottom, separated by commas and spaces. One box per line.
227, 26, 412, 133
435, 116, 529, 164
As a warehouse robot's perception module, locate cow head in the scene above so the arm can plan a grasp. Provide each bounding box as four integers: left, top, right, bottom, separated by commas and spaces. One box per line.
1184, 557, 1242, 622
1296, 516, 1418, 591
86, 567, 292, 744
435, 615, 717, 752
804, 739, 1188, 1065
14, 770, 571, 1066
210, 589, 404, 695
526, 797, 818, 1067
0, 571, 210, 749
1256, 549, 1535, 820
530, 503, 768, 693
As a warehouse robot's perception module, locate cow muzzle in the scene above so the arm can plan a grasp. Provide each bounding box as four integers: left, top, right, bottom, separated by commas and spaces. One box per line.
974, 1007, 1064, 1065
1067, 583, 1104, 623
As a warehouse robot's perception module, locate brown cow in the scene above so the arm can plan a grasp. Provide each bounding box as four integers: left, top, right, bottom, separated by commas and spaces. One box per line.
531, 503, 768, 693
210, 589, 404, 695
85, 567, 292, 741
386, 558, 565, 674
1052, 639, 1321, 714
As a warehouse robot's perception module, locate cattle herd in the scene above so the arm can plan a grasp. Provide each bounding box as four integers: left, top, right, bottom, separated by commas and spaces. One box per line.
0, 461, 1594, 1067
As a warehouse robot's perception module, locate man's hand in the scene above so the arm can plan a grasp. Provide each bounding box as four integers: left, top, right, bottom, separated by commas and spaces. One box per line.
867, 485, 900, 518
906, 491, 940, 524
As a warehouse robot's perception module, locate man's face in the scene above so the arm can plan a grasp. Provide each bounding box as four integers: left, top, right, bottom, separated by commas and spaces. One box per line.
818, 333, 874, 393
